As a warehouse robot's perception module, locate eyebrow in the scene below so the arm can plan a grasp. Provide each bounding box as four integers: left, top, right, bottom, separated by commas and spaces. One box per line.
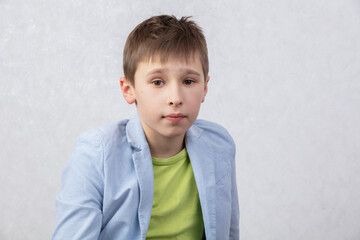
146, 69, 165, 76
146, 68, 201, 77
185, 70, 201, 76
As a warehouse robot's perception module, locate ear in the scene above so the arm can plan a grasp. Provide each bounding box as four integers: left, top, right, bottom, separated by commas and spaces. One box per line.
201, 76, 210, 103
120, 77, 136, 104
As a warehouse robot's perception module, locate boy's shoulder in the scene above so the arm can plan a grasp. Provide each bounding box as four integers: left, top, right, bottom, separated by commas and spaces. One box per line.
76, 119, 130, 149
190, 119, 235, 149
193, 119, 231, 135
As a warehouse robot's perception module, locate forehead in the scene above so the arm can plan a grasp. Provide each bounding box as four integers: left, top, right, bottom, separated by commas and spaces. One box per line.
142, 50, 200, 66
135, 53, 203, 78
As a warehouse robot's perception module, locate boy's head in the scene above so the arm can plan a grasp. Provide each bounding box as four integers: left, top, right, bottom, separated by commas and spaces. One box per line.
120, 15, 210, 152
123, 15, 209, 86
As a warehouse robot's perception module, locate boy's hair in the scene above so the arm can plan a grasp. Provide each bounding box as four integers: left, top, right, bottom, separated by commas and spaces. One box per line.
123, 15, 209, 85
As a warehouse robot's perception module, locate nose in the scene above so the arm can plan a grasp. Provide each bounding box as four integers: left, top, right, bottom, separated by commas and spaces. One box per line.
168, 83, 183, 106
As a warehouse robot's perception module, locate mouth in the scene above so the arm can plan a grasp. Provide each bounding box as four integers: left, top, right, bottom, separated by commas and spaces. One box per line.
163, 113, 186, 122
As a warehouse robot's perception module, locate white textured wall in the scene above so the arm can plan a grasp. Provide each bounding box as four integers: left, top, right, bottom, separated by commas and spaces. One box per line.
1, 0, 360, 239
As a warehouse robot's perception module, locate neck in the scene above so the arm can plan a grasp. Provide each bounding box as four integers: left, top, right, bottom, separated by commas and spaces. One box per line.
146, 133, 185, 158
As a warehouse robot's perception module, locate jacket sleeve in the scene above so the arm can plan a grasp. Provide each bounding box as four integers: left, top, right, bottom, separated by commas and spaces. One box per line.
229, 143, 240, 240
52, 129, 105, 240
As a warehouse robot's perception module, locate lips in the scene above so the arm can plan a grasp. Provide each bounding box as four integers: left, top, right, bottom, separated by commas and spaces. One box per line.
164, 113, 185, 118
163, 113, 185, 122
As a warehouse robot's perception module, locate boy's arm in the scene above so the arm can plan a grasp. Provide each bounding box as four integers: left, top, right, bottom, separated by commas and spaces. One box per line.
229, 144, 240, 240
52, 130, 104, 239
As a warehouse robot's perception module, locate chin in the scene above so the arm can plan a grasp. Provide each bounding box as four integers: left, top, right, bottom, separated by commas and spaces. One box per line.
162, 128, 187, 138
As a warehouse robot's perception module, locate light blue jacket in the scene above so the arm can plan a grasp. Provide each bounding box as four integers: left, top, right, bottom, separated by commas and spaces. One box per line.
52, 114, 239, 240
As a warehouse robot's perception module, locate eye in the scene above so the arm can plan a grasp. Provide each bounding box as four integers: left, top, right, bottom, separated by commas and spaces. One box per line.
152, 80, 164, 86
183, 79, 195, 85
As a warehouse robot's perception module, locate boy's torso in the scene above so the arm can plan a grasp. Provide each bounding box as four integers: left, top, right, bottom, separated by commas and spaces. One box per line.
53, 114, 237, 240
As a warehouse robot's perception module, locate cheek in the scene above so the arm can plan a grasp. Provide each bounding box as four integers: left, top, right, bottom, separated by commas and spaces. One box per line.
189, 89, 205, 102
135, 89, 150, 103
187, 94, 203, 109
136, 92, 161, 113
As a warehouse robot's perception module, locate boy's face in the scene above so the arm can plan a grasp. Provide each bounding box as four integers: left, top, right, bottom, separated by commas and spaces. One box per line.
121, 54, 209, 142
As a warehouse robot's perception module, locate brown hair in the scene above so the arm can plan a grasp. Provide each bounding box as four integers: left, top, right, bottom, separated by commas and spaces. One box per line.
123, 15, 209, 85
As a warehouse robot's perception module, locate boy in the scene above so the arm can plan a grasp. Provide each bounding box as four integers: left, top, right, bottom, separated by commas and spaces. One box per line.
52, 15, 239, 240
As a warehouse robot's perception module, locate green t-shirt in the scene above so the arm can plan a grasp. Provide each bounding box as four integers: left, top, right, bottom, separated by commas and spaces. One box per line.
146, 148, 204, 240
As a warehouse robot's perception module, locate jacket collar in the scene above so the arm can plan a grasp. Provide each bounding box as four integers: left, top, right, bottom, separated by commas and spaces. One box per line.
126, 113, 205, 149
125, 113, 149, 151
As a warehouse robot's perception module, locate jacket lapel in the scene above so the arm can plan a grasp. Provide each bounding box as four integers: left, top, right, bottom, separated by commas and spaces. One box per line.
126, 114, 154, 240
186, 124, 216, 239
